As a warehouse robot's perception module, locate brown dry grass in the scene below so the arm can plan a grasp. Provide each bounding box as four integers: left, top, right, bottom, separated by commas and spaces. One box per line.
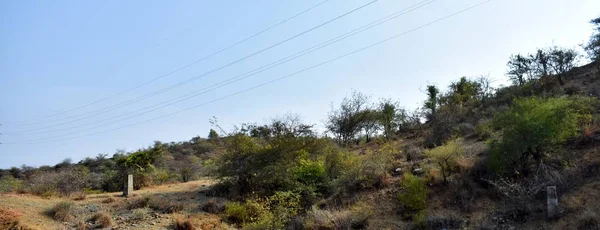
0, 208, 23, 229
48, 201, 73, 222
173, 218, 195, 230
75, 220, 86, 230
173, 213, 228, 230
90, 212, 113, 228
0, 179, 226, 230
101, 196, 115, 203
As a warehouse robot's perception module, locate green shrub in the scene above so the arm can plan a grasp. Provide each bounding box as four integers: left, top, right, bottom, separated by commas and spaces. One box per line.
475, 120, 493, 140
334, 150, 393, 192
225, 202, 248, 223
488, 96, 596, 175
130, 208, 150, 220
241, 212, 277, 230
0, 176, 22, 193
226, 192, 301, 229
294, 160, 325, 187
268, 191, 300, 222
424, 139, 464, 184
398, 173, 427, 219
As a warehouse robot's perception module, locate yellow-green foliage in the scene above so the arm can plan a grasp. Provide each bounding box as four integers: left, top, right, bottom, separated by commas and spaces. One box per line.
226, 191, 301, 229
0, 176, 22, 193
475, 120, 494, 140
333, 149, 394, 191
489, 96, 596, 174
398, 173, 427, 218
225, 202, 249, 223
424, 139, 464, 183
215, 134, 331, 196
294, 159, 325, 186
268, 191, 300, 221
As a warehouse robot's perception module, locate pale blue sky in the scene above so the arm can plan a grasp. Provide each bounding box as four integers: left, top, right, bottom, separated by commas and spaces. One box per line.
1, 0, 598, 168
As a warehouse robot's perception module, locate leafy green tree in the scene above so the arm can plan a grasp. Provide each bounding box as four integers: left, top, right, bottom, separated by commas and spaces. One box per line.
584, 16, 600, 61
378, 99, 404, 138
507, 47, 579, 86
547, 46, 580, 85
531, 48, 551, 76
116, 142, 164, 188
208, 129, 219, 140
445, 77, 482, 107
424, 85, 439, 121
489, 96, 596, 175
507, 54, 535, 85
359, 109, 381, 143
326, 91, 371, 145
215, 117, 325, 196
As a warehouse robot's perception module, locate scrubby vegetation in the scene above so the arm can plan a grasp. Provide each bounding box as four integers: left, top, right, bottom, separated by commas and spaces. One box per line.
2, 14, 600, 230
47, 202, 73, 222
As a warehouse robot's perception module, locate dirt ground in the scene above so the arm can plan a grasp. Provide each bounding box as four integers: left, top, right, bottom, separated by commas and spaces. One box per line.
0, 179, 232, 230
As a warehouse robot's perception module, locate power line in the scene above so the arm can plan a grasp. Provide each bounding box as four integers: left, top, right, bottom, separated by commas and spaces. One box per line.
3, 0, 436, 136
1, 0, 333, 126
2, 0, 492, 145
3, 0, 375, 128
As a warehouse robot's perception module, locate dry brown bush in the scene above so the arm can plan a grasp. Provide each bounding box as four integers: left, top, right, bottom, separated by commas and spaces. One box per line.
101, 197, 115, 203
173, 218, 195, 230
127, 196, 151, 210
76, 220, 86, 230
149, 197, 184, 213
0, 208, 23, 229
48, 202, 73, 222
485, 164, 564, 219
72, 192, 86, 201
90, 212, 113, 228
201, 199, 222, 214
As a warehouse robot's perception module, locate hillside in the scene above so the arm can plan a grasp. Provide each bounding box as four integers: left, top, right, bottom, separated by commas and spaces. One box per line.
2, 17, 600, 230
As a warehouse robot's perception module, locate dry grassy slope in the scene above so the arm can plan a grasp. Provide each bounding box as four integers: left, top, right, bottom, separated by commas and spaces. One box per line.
346, 120, 600, 229
0, 179, 233, 230
350, 139, 600, 229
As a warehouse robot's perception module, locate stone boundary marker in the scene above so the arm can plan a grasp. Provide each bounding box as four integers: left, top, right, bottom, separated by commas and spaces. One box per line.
123, 174, 133, 197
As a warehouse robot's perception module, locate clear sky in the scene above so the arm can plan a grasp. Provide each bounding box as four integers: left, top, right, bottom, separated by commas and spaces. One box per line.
1, 0, 599, 168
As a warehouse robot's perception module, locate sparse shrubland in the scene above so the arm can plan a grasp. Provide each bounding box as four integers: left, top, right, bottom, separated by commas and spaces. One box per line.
1, 14, 600, 230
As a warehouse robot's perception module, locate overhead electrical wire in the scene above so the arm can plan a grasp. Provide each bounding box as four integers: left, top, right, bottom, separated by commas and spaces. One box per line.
1, 0, 492, 145
3, 0, 436, 136
1, 0, 333, 126
2, 0, 375, 128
